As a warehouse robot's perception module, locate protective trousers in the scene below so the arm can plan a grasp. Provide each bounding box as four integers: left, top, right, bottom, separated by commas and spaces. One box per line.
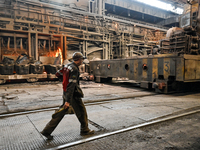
42, 96, 89, 135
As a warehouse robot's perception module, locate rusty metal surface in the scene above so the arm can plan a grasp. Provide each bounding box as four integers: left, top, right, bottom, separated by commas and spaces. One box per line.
90, 55, 179, 82
90, 54, 200, 93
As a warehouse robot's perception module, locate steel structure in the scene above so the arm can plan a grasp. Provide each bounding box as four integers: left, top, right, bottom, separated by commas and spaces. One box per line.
90, 0, 200, 93
0, 0, 167, 62
0, 0, 177, 84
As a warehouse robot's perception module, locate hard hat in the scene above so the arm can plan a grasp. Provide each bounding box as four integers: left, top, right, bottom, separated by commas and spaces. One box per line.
72, 52, 86, 61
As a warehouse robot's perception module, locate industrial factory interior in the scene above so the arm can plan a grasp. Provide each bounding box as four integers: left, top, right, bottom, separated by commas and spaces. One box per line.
1, 0, 200, 149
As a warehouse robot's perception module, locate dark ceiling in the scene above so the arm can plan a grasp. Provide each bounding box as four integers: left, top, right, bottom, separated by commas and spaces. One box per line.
105, 3, 180, 27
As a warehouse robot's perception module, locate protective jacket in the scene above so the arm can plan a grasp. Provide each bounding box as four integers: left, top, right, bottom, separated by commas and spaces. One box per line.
56, 62, 83, 103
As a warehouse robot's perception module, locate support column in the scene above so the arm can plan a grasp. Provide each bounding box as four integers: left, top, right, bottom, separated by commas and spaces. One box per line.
85, 40, 88, 58
83, 34, 86, 56
89, 1, 91, 13
129, 33, 132, 57
35, 33, 38, 60
7, 37, 10, 49
95, 0, 98, 14
49, 36, 51, 52
102, 0, 105, 15
43, 40, 46, 49
20, 38, 23, 50
54, 41, 56, 51
109, 34, 111, 60
98, 0, 102, 15
28, 32, 31, 57
14, 33, 16, 53
105, 44, 108, 60
102, 35, 105, 59
60, 35, 63, 52
103, 42, 105, 59
63, 36, 67, 60
60, 35, 63, 64
83, 41, 85, 56
119, 36, 121, 57
122, 32, 124, 57
105, 35, 108, 60
111, 40, 113, 59
31, 36, 35, 58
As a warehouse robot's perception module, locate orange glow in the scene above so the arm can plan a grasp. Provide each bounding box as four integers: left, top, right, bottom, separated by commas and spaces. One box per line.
55, 48, 63, 64
46, 48, 63, 64
85, 16, 88, 22
115, 23, 118, 28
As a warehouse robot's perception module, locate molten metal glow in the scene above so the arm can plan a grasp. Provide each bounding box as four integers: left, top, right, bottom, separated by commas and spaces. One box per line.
55, 48, 63, 64
46, 48, 63, 64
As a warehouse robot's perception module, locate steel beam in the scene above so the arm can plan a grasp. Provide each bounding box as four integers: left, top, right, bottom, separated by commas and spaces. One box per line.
0, 32, 28, 38
105, 36, 109, 60
14, 33, 16, 53
28, 32, 31, 57
63, 36, 67, 60
35, 33, 38, 60
14, 0, 168, 31
60, 35, 63, 62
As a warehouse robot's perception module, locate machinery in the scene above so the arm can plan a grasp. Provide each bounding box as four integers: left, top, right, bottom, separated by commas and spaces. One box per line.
0, 0, 168, 84
90, 0, 200, 93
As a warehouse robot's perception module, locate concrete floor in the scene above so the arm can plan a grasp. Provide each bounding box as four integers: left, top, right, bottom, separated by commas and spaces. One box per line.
0, 81, 154, 114
0, 81, 200, 149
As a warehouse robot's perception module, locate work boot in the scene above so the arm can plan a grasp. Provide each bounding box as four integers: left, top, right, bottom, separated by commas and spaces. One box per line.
80, 129, 95, 136
40, 131, 53, 140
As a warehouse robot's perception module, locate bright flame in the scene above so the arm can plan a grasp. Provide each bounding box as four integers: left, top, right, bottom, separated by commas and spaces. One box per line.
55, 48, 63, 64
46, 48, 63, 64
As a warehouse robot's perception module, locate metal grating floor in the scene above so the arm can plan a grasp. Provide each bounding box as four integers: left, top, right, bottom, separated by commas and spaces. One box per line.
65, 112, 200, 150
0, 111, 99, 150
2, 111, 200, 150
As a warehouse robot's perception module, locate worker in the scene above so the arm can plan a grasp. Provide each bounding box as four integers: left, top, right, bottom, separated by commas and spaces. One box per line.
41, 52, 94, 140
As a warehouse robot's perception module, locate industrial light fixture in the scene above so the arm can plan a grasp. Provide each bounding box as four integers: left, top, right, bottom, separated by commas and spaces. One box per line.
135, 0, 183, 14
